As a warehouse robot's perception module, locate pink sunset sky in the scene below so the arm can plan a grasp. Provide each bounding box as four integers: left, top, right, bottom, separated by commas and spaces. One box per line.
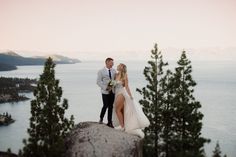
0, 0, 236, 60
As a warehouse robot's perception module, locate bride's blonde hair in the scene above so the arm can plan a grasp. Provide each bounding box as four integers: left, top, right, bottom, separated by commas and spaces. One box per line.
119, 63, 127, 81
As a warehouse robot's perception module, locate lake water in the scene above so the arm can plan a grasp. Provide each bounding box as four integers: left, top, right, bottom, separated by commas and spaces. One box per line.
0, 60, 235, 157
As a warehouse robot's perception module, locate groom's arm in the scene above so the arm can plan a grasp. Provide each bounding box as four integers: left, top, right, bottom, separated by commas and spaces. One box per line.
96, 70, 107, 91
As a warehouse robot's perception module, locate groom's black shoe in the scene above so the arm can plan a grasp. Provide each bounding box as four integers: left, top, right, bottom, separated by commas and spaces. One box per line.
99, 119, 103, 124
107, 122, 114, 128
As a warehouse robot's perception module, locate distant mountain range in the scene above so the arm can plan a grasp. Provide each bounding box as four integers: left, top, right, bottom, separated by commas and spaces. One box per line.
0, 51, 81, 71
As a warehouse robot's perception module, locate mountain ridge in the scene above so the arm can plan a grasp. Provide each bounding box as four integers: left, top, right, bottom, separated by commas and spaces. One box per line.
0, 51, 81, 66
0, 51, 81, 71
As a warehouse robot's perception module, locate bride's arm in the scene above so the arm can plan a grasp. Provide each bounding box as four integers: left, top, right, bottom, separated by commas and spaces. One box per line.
124, 74, 133, 99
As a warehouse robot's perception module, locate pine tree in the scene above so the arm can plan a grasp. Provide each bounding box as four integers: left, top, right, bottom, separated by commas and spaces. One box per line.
212, 141, 222, 157
7, 148, 12, 153
171, 51, 210, 157
136, 44, 168, 156
21, 57, 74, 157
158, 69, 176, 157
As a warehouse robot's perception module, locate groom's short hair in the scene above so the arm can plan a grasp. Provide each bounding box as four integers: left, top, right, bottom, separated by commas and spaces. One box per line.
105, 58, 113, 63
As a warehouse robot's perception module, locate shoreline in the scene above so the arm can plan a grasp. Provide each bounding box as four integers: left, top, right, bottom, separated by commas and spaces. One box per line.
0, 94, 30, 104
0, 77, 37, 104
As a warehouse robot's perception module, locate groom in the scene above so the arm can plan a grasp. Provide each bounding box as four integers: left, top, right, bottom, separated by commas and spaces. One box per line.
97, 58, 116, 128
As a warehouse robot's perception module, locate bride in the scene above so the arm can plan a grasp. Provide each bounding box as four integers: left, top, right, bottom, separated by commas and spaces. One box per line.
112, 63, 150, 138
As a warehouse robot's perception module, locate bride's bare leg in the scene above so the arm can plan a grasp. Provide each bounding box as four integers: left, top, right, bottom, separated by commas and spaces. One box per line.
115, 94, 125, 128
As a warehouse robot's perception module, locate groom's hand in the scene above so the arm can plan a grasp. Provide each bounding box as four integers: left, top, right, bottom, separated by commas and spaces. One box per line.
106, 86, 112, 91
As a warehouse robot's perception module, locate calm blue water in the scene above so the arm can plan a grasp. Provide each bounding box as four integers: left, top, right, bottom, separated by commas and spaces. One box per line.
0, 60, 235, 157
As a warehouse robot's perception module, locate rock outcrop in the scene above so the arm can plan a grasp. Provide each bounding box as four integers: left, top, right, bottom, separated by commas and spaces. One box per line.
64, 122, 143, 157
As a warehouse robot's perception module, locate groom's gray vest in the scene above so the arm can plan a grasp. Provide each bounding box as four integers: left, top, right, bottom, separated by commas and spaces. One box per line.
97, 67, 116, 94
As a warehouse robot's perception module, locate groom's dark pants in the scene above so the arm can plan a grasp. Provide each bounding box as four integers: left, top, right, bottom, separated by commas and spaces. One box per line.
100, 92, 115, 124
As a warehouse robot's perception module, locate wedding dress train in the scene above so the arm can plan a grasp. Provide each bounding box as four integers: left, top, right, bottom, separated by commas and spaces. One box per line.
112, 81, 150, 138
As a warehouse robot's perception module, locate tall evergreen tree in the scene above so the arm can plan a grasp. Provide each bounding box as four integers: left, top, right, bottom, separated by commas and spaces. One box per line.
159, 69, 176, 157
171, 51, 210, 157
136, 44, 168, 156
212, 141, 222, 157
21, 57, 74, 157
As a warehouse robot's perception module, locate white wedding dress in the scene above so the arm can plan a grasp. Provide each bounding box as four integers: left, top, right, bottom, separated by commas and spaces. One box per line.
112, 81, 150, 138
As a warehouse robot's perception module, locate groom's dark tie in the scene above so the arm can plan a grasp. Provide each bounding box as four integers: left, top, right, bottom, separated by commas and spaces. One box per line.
108, 69, 111, 79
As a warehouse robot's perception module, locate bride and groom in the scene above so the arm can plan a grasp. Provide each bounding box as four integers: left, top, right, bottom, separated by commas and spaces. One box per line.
96, 58, 150, 138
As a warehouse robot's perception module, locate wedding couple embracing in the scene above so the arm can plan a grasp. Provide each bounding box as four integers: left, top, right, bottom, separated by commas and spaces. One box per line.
96, 58, 150, 138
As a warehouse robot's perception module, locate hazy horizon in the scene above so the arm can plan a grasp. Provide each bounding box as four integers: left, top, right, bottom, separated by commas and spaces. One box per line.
1, 47, 236, 61
0, 0, 236, 60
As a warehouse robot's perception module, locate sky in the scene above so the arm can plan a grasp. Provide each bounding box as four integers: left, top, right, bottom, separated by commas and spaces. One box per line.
0, 0, 236, 60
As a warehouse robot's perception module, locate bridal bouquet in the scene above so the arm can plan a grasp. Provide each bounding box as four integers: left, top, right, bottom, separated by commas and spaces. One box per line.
108, 80, 117, 87
106, 80, 116, 92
